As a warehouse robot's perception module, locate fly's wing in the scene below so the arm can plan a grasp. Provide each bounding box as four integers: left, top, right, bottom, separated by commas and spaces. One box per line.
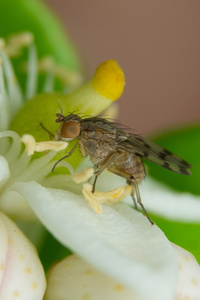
118, 134, 192, 175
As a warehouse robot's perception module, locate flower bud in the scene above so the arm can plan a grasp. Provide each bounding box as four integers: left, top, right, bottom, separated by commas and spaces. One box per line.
0, 212, 46, 300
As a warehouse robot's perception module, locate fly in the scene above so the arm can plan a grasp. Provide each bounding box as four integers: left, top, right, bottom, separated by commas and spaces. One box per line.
44, 113, 192, 225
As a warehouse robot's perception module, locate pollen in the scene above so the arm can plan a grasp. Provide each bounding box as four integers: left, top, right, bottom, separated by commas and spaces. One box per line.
82, 294, 90, 300
25, 267, 31, 274
114, 283, 124, 292
184, 255, 190, 262
32, 282, 38, 289
93, 60, 125, 101
85, 269, 93, 275
12, 291, 19, 298
191, 278, 198, 286
19, 253, 24, 260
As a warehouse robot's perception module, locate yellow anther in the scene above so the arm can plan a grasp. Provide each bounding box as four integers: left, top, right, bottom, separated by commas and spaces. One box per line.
72, 168, 94, 183
92, 60, 125, 101
8, 32, 34, 47
21, 134, 68, 155
82, 183, 132, 214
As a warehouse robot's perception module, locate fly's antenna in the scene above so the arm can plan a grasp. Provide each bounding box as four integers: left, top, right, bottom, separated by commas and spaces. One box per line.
56, 99, 64, 115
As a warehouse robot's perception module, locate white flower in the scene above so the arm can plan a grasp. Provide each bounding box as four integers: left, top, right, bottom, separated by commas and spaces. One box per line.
14, 179, 178, 300
0, 32, 199, 300
44, 244, 200, 300
0, 211, 46, 300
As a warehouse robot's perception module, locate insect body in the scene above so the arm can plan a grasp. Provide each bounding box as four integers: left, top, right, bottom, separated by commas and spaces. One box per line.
53, 113, 192, 224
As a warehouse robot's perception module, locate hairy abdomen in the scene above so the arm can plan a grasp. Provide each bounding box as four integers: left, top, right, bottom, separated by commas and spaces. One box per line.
112, 152, 145, 183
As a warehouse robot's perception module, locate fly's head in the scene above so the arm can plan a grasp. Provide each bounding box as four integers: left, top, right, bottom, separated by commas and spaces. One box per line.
55, 113, 81, 142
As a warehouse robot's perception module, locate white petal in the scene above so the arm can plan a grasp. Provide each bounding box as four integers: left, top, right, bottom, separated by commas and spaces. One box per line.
45, 254, 141, 300
92, 169, 200, 222
45, 246, 200, 300
0, 212, 46, 300
16, 181, 178, 300
0, 214, 8, 284
0, 188, 35, 221
172, 244, 200, 300
140, 178, 200, 221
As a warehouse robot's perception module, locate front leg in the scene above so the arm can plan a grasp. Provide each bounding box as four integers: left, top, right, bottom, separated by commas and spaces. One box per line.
40, 123, 54, 140
52, 141, 79, 171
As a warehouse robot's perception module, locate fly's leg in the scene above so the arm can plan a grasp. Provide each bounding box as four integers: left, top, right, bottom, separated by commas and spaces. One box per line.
108, 165, 154, 225
130, 189, 138, 210
52, 142, 79, 171
40, 123, 79, 172
107, 165, 136, 209
40, 123, 54, 140
128, 178, 154, 225
92, 152, 121, 193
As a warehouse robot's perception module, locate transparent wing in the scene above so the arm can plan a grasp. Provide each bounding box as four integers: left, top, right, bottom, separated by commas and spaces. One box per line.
118, 134, 192, 175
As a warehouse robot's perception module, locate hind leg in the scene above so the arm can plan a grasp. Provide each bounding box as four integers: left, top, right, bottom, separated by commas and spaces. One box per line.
127, 178, 154, 225
108, 165, 154, 225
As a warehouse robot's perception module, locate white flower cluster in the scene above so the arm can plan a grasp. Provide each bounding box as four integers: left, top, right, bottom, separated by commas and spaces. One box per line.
0, 32, 199, 300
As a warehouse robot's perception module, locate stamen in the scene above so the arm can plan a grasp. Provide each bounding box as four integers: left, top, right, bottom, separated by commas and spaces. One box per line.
0, 131, 22, 163
9, 149, 31, 179
0, 61, 10, 130
53, 65, 83, 89
72, 167, 94, 183
7, 32, 34, 48
0, 131, 74, 196
82, 184, 102, 214
82, 183, 132, 214
0, 52, 23, 118
3, 33, 34, 57
38, 56, 83, 90
17, 151, 58, 183
38, 57, 55, 92
25, 44, 38, 100
21, 134, 68, 155
43, 72, 55, 93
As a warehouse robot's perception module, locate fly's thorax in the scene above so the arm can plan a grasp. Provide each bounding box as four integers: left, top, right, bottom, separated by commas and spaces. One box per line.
79, 137, 114, 165
78, 119, 119, 165
113, 152, 145, 183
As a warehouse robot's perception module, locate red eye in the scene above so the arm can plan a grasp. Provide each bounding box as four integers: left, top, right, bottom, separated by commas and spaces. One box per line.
60, 121, 80, 139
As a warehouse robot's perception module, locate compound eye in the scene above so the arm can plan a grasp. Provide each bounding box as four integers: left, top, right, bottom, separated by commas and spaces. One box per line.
60, 121, 80, 139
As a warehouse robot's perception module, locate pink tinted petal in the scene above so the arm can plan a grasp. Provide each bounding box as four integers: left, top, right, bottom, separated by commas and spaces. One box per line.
0, 212, 46, 300
172, 244, 200, 300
